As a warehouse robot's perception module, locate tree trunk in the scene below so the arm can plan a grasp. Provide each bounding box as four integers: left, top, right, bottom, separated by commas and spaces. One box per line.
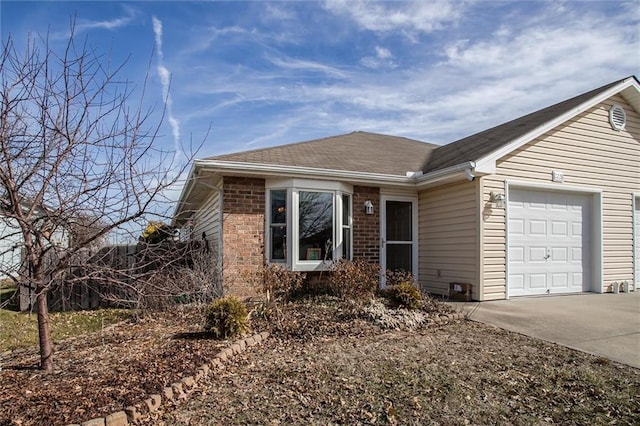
36, 290, 53, 372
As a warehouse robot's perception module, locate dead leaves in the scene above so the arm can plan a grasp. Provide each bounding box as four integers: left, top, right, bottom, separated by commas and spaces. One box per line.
0, 306, 226, 425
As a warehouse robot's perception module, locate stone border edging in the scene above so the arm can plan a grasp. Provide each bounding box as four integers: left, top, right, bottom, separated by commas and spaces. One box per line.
68, 331, 270, 426
428, 312, 466, 325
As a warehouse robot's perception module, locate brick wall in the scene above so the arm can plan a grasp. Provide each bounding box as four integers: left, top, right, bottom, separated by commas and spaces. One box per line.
222, 176, 265, 299
352, 186, 380, 264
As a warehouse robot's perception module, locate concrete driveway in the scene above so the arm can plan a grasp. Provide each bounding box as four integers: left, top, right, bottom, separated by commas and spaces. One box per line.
450, 292, 640, 368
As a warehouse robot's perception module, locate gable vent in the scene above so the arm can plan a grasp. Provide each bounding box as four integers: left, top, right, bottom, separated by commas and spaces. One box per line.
609, 104, 626, 131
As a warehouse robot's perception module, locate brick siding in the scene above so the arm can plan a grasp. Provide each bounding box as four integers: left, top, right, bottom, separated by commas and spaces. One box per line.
352, 186, 380, 264
222, 176, 265, 299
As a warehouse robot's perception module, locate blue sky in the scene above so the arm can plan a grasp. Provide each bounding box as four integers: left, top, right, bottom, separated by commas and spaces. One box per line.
2, 0, 639, 172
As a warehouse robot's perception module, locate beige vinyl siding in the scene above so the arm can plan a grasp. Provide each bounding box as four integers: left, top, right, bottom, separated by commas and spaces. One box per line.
419, 180, 479, 299
481, 95, 640, 299
192, 179, 222, 260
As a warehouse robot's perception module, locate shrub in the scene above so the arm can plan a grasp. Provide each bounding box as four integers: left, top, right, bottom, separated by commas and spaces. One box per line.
140, 221, 174, 244
204, 297, 249, 339
380, 282, 423, 310
385, 269, 416, 287
260, 263, 303, 304
360, 299, 428, 330
328, 259, 381, 301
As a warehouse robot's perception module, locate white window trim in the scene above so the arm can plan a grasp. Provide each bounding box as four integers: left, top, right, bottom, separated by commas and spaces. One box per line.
266, 179, 353, 271
266, 188, 290, 266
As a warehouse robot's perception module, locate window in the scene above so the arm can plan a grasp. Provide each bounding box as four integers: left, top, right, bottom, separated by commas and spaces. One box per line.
269, 189, 287, 262
298, 191, 333, 261
341, 194, 351, 260
267, 181, 352, 270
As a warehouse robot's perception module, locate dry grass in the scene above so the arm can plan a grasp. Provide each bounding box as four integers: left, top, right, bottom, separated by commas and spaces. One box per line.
0, 308, 132, 352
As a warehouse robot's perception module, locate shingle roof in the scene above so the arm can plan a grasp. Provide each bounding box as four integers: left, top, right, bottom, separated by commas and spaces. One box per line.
205, 76, 634, 176
423, 78, 628, 173
208, 131, 439, 176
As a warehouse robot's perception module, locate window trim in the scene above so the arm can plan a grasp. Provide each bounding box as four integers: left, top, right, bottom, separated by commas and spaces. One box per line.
266, 179, 352, 271
267, 188, 289, 264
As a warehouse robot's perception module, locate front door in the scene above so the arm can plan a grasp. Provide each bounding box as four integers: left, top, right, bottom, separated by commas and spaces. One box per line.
381, 196, 417, 282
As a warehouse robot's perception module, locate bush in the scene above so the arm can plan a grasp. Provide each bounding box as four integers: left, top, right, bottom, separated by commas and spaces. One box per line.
204, 297, 249, 339
380, 282, 422, 310
328, 259, 380, 301
259, 263, 303, 304
385, 269, 416, 287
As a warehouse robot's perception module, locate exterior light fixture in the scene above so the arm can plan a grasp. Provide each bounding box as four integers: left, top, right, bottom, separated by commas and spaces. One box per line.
489, 191, 505, 208
364, 200, 374, 215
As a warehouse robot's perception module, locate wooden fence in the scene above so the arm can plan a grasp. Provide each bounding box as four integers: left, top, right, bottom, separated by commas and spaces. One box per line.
19, 241, 206, 312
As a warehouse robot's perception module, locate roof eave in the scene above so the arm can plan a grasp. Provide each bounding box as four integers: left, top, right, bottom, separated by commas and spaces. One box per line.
193, 159, 417, 187
172, 163, 198, 223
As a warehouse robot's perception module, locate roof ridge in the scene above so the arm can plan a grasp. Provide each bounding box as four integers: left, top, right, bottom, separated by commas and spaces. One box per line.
208, 130, 434, 160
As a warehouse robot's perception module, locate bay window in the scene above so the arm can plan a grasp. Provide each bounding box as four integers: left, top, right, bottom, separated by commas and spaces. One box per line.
267, 180, 352, 270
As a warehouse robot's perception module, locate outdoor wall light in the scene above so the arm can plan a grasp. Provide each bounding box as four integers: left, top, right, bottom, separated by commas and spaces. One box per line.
489, 191, 506, 208
364, 200, 374, 215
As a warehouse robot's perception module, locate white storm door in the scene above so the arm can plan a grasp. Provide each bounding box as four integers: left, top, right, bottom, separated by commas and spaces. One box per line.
381, 197, 417, 279
508, 189, 591, 296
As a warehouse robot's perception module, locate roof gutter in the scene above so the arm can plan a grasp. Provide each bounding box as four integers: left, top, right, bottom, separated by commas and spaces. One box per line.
414, 161, 477, 189
193, 159, 417, 186
173, 159, 479, 222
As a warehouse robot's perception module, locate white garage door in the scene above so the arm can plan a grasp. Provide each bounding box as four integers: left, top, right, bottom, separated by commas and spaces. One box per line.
635, 197, 640, 290
508, 188, 591, 296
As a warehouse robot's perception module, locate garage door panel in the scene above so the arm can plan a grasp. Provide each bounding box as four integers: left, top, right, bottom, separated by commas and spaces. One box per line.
510, 274, 525, 290
529, 220, 546, 235
551, 273, 568, 288
571, 222, 583, 237
509, 218, 525, 235
551, 221, 567, 236
551, 247, 567, 261
508, 188, 591, 297
509, 246, 524, 262
529, 246, 547, 262
635, 198, 640, 290
573, 272, 583, 286
530, 274, 547, 289
571, 247, 582, 261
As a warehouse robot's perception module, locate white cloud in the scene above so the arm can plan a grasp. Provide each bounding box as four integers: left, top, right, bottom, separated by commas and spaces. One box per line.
375, 46, 392, 59
177, 1, 639, 152
152, 16, 182, 156
323, 0, 465, 35
360, 45, 396, 69
266, 55, 348, 79
77, 6, 137, 31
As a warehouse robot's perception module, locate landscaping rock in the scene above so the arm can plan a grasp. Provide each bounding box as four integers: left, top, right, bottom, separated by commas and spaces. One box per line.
105, 411, 128, 426
124, 406, 141, 423
81, 418, 105, 426
181, 375, 196, 390
171, 382, 187, 400
144, 394, 161, 413
163, 386, 174, 402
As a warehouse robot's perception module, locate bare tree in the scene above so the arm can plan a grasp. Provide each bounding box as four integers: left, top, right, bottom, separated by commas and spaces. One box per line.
0, 26, 197, 371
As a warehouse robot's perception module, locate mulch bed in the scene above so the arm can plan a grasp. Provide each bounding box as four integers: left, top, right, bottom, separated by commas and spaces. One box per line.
2, 297, 639, 425
0, 306, 227, 426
